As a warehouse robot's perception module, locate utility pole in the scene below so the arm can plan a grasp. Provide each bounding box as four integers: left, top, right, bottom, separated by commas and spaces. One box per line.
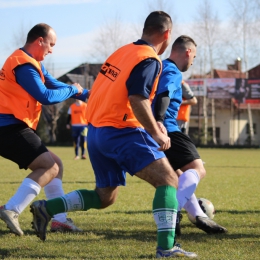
247, 103, 254, 145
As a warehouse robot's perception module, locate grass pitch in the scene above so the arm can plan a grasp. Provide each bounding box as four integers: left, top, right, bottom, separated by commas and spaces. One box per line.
0, 147, 260, 259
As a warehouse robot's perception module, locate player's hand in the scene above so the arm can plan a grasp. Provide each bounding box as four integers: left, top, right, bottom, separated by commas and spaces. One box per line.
152, 132, 171, 151
73, 83, 84, 95
157, 121, 167, 135
87, 89, 91, 98
66, 124, 70, 129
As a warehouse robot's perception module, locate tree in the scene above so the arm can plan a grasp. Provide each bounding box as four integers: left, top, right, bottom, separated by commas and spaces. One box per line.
227, 0, 260, 145
41, 103, 64, 143
193, 0, 221, 145
227, 0, 260, 73
7, 22, 31, 51
90, 14, 136, 62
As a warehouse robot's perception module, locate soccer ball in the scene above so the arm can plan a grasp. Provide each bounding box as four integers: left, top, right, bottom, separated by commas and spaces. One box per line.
187, 198, 215, 224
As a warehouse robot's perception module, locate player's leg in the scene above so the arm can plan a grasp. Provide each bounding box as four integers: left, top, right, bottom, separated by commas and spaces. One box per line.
178, 158, 205, 211
43, 150, 82, 232
30, 124, 123, 240
166, 132, 227, 234
0, 123, 59, 236
183, 193, 227, 234
165, 132, 203, 213
165, 131, 202, 236
135, 158, 178, 250
181, 159, 226, 233
183, 193, 207, 219
110, 127, 196, 258
33, 125, 121, 216
80, 127, 87, 159
72, 126, 80, 159
40, 177, 119, 219
136, 161, 196, 257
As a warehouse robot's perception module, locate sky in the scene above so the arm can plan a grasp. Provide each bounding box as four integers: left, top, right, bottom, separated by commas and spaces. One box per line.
0, 0, 231, 78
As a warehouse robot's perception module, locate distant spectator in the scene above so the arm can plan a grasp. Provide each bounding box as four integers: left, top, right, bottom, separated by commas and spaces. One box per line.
177, 80, 197, 134
66, 100, 88, 160
234, 78, 248, 104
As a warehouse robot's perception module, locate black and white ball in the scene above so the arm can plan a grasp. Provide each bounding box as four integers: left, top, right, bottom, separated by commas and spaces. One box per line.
187, 198, 215, 223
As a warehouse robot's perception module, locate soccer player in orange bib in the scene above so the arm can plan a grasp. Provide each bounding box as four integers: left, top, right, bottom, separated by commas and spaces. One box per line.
30, 12, 197, 258
66, 100, 88, 160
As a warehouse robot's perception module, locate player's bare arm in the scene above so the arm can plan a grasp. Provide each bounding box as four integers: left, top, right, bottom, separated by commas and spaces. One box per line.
129, 94, 171, 151
181, 96, 197, 105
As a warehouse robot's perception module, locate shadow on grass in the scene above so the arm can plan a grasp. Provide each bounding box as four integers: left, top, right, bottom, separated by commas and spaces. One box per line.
0, 229, 157, 259
215, 209, 260, 214
1, 226, 260, 259
0, 248, 61, 259
18, 224, 260, 243
206, 165, 259, 168
0, 249, 10, 258
85, 209, 260, 215
179, 231, 260, 241
0, 181, 96, 184
12, 229, 260, 259
0, 229, 38, 237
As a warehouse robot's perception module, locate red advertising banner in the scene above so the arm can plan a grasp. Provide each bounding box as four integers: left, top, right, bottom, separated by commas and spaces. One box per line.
186, 79, 206, 96
185, 78, 260, 107
206, 78, 236, 99
246, 79, 260, 103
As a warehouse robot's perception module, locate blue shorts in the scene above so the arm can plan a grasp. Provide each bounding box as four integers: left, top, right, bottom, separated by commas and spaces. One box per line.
71, 126, 87, 138
87, 124, 165, 188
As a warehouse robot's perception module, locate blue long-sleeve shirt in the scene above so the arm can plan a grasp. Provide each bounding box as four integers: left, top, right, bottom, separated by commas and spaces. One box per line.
15, 63, 88, 105
0, 49, 88, 126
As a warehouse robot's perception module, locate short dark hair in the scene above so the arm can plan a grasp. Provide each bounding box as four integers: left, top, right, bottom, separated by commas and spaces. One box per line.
26, 23, 52, 43
171, 35, 197, 52
143, 11, 172, 36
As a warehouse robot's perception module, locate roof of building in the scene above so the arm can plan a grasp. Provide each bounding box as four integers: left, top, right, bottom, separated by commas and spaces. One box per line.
57, 63, 102, 89
213, 69, 247, 79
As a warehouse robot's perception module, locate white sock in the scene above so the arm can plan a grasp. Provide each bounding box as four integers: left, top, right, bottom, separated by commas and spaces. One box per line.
62, 190, 85, 211
177, 169, 200, 211
184, 194, 208, 218
44, 178, 67, 223
5, 178, 41, 214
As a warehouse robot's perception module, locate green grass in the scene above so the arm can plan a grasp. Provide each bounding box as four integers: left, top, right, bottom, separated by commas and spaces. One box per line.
0, 147, 260, 259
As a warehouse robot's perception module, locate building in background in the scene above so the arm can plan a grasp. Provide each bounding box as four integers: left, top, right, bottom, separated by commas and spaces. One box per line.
187, 59, 260, 146
41, 60, 260, 147
57, 63, 102, 89
38, 63, 102, 144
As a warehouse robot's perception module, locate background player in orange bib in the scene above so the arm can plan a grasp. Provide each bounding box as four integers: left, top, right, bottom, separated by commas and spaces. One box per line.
66, 100, 88, 160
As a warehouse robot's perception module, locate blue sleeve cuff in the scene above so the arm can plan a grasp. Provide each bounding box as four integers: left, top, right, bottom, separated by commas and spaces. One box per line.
72, 89, 89, 101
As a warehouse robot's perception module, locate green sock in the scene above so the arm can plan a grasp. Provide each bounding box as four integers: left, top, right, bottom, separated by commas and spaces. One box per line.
153, 185, 178, 250
46, 189, 101, 216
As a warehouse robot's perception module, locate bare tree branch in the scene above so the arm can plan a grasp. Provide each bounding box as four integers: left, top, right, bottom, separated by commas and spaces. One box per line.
90, 14, 136, 62
193, 0, 221, 76
227, 0, 260, 72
